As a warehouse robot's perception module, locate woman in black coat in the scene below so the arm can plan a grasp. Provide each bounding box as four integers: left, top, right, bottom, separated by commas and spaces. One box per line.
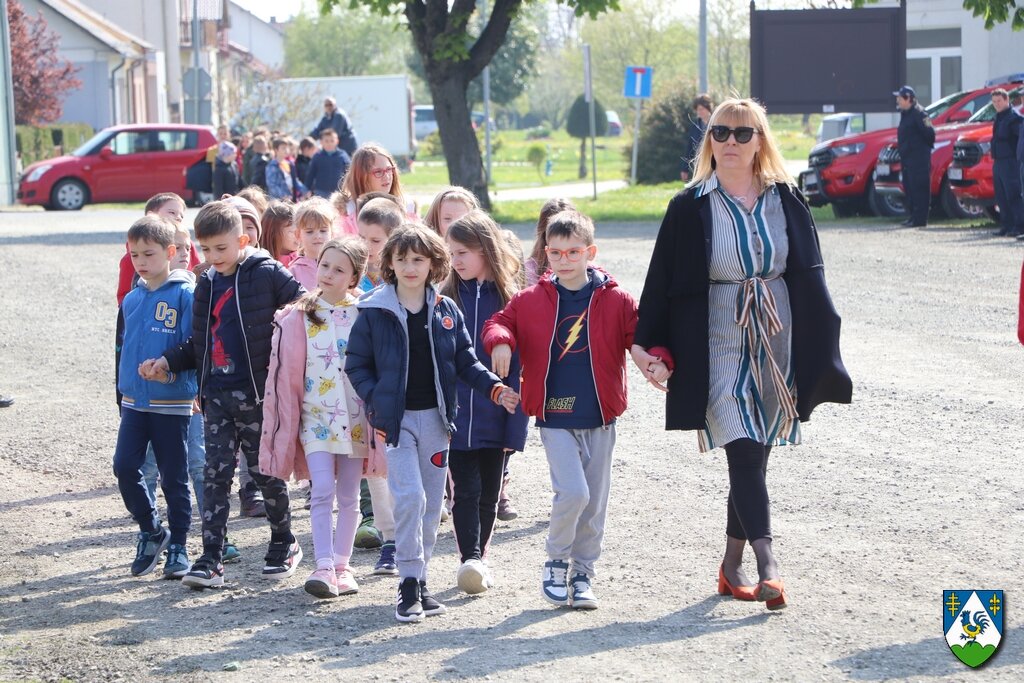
631, 98, 852, 610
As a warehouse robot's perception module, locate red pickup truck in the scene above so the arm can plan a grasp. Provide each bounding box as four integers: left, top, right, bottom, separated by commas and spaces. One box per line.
800, 86, 1008, 218
870, 109, 993, 220
948, 88, 1024, 217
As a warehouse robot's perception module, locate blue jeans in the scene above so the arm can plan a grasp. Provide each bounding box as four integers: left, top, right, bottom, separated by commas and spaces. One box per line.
143, 412, 206, 513
113, 408, 191, 545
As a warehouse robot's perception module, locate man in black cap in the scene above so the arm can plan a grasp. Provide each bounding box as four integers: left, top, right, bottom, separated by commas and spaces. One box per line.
894, 86, 935, 227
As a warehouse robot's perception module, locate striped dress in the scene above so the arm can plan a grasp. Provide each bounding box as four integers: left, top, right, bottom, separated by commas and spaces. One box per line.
696, 174, 800, 453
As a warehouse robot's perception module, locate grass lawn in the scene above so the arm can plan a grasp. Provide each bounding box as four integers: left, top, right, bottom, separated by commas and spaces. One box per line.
492, 183, 680, 225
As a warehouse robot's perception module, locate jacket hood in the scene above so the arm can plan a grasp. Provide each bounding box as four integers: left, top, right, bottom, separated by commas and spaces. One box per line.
137, 268, 196, 291
357, 282, 442, 316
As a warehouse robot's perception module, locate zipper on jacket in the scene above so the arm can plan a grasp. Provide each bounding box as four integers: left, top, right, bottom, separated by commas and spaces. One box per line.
199, 274, 214, 407
585, 284, 607, 426
234, 266, 262, 403
467, 281, 481, 449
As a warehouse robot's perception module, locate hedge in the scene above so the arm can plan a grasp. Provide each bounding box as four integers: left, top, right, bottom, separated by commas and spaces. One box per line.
16, 123, 94, 168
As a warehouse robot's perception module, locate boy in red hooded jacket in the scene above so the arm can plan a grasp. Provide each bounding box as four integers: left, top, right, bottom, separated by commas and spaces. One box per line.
483, 209, 671, 611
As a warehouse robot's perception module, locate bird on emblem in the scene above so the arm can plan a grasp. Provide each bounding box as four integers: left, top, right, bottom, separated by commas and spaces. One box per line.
960, 610, 990, 643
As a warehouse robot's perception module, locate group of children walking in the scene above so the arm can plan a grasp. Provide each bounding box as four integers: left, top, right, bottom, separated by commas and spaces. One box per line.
113, 141, 666, 622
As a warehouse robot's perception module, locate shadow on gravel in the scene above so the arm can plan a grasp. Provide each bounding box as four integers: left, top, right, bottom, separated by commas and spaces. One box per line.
831, 625, 1023, 678
0, 486, 120, 513
0, 231, 126, 246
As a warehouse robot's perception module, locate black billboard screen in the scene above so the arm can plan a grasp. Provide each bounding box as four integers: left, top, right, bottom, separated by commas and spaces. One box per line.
750, 5, 906, 114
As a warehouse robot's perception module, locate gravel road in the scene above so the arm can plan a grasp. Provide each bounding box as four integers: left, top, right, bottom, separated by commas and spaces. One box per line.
0, 207, 1022, 682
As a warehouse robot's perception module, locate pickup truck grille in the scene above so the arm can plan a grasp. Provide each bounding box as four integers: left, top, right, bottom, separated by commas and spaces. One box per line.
808, 148, 834, 170
952, 141, 982, 167
877, 146, 900, 164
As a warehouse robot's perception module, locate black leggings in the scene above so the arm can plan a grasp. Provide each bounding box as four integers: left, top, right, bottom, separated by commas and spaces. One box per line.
448, 447, 505, 562
725, 438, 772, 542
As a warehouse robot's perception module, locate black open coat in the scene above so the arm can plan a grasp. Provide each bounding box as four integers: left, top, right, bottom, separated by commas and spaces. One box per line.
634, 182, 852, 431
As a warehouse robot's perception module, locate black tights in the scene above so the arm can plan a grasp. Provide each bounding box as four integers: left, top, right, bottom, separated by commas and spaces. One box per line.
725, 438, 772, 541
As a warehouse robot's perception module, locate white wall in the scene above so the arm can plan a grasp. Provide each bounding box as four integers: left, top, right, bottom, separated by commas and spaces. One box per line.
228, 1, 284, 69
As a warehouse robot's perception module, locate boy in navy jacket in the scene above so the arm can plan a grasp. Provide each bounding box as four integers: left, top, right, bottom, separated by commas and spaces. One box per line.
143, 201, 305, 588
114, 216, 197, 579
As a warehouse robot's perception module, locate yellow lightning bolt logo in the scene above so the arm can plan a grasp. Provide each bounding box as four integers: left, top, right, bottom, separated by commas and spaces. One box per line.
559, 312, 587, 360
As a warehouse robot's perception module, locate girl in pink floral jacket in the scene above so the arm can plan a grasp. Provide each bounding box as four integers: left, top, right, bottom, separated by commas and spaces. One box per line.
260, 236, 383, 600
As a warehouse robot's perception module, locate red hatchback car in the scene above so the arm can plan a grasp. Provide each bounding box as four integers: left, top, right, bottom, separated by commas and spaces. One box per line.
17, 124, 217, 210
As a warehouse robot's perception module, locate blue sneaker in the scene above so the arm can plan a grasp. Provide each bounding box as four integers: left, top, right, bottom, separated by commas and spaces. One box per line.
541, 559, 570, 606
222, 537, 241, 564
569, 572, 599, 610
181, 555, 225, 589
162, 543, 190, 579
131, 527, 170, 577
374, 541, 397, 575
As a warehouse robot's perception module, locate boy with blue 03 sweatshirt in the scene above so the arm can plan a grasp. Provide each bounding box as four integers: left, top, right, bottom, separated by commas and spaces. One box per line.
113, 216, 197, 579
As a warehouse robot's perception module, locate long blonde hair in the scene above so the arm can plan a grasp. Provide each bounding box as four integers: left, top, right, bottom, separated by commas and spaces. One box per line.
442, 210, 521, 310
690, 98, 792, 190
296, 237, 368, 326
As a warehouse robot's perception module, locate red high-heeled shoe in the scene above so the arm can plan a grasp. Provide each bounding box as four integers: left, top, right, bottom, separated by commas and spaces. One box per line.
755, 579, 788, 610
718, 564, 757, 601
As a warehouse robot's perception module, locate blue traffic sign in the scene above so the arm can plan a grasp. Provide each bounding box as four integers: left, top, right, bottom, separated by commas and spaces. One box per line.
623, 66, 653, 99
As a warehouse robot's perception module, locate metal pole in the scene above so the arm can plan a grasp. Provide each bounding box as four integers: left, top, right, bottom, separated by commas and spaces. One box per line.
481, 0, 491, 185
698, 0, 708, 92
192, 0, 200, 123
0, 0, 18, 205
630, 98, 641, 186
583, 44, 597, 200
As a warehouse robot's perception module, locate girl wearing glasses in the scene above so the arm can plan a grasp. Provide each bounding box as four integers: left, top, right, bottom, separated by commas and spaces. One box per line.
632, 98, 852, 611
336, 144, 416, 235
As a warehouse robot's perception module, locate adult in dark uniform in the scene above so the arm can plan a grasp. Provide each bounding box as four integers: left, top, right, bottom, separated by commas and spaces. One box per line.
311, 97, 359, 156
894, 86, 935, 227
989, 88, 1024, 237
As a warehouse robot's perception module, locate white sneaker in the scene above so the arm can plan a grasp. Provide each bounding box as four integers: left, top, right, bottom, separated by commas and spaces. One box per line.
569, 572, 599, 610
541, 559, 570, 605
457, 559, 492, 595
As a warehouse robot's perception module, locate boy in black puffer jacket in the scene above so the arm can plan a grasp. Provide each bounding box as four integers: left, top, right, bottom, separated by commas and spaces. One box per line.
142, 201, 305, 589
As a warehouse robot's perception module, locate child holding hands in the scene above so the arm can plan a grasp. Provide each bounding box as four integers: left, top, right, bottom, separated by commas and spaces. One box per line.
344, 224, 519, 623
261, 237, 375, 598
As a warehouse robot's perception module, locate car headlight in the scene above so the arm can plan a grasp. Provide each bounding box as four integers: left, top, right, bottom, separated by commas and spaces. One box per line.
831, 143, 866, 157
26, 164, 52, 182
979, 142, 991, 156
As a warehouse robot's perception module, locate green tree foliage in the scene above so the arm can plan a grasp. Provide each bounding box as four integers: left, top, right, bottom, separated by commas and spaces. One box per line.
630, 83, 697, 185
284, 6, 410, 77
325, 0, 623, 208
566, 94, 607, 178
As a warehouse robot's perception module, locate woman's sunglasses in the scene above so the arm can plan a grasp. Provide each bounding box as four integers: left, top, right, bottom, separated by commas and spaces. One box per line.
709, 126, 758, 144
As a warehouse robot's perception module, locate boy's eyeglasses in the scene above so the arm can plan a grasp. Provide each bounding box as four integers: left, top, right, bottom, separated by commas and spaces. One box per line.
369, 166, 395, 180
709, 125, 758, 144
545, 247, 588, 262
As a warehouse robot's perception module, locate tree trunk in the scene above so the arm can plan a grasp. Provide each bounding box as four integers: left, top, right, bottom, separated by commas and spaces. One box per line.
578, 137, 587, 179
428, 73, 491, 210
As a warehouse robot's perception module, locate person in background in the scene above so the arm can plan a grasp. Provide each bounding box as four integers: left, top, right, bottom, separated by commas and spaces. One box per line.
246, 136, 271, 192
212, 125, 240, 199
312, 97, 359, 156
267, 138, 307, 202
989, 88, 1024, 238
306, 129, 351, 200
894, 85, 934, 228
423, 186, 479, 237
681, 94, 714, 182
296, 137, 317, 187
261, 201, 299, 265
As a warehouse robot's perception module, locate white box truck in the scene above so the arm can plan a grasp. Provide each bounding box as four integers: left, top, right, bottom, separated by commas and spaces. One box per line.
234, 74, 415, 157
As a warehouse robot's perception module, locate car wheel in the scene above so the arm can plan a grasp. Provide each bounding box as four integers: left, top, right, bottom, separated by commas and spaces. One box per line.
50, 178, 88, 211
866, 183, 906, 218
938, 178, 986, 220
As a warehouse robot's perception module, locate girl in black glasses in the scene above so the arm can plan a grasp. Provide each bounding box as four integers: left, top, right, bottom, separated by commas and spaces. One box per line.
632, 98, 852, 611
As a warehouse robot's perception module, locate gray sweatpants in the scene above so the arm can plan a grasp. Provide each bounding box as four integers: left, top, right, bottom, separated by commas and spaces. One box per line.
540, 425, 616, 578
386, 409, 450, 582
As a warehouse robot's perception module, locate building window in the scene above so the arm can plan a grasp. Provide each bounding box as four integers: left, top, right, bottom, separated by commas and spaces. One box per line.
906, 29, 962, 106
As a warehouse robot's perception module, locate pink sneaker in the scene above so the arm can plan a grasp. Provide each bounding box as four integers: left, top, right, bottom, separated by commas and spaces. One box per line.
304, 567, 339, 599
334, 565, 360, 595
